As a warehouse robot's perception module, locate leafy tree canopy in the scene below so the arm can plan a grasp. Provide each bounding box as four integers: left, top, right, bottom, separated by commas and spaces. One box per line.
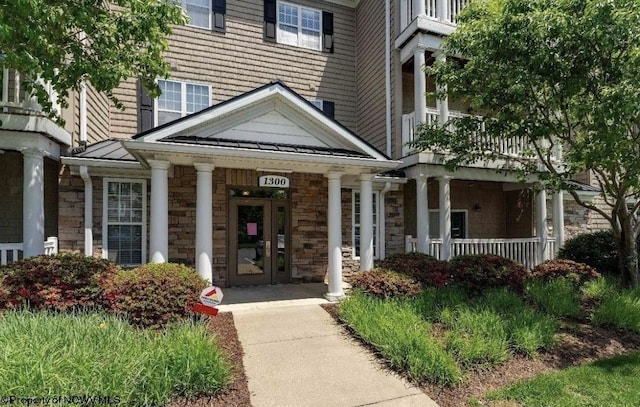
412, 0, 640, 286
0, 0, 187, 122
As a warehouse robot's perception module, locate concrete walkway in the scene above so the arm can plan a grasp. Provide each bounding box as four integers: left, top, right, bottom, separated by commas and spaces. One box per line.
233, 304, 439, 407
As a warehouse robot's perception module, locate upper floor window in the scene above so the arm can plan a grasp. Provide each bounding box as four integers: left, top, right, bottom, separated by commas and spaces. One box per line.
277, 2, 321, 50
155, 79, 210, 126
182, 0, 226, 31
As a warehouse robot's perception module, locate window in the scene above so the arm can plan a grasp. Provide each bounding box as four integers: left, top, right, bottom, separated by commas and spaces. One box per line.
155, 80, 210, 126
184, 0, 211, 28
429, 210, 468, 239
353, 191, 380, 259
309, 99, 335, 118
277, 1, 322, 50
103, 179, 147, 266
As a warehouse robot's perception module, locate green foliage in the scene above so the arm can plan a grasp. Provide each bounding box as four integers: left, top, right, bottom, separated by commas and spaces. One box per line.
378, 252, 451, 287
0, 310, 230, 405
592, 288, 640, 333
526, 279, 583, 318
0, 254, 119, 311
351, 268, 423, 299
531, 259, 600, 287
103, 263, 208, 329
339, 291, 463, 386
488, 352, 640, 407
413, 0, 640, 286
448, 254, 530, 292
0, 0, 187, 123
558, 231, 621, 275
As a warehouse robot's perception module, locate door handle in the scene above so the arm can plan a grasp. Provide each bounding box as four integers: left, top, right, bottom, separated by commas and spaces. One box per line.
265, 241, 271, 257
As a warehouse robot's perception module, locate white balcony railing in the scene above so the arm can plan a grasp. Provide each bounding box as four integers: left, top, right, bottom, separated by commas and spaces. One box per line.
0, 237, 59, 266
402, 109, 560, 160
405, 235, 556, 269
400, 0, 471, 31
1, 68, 60, 115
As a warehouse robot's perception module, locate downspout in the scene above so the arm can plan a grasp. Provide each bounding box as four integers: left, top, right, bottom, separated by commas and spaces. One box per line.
79, 166, 93, 256
379, 182, 392, 259
79, 82, 87, 145
385, 0, 392, 157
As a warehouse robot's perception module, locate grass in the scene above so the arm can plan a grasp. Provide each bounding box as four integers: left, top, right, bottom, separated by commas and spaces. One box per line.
592, 286, 640, 333
0, 310, 231, 406
526, 278, 583, 318
487, 351, 640, 407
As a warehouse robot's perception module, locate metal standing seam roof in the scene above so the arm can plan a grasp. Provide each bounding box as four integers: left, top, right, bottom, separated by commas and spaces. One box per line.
68, 139, 136, 161
160, 135, 375, 159
565, 180, 600, 193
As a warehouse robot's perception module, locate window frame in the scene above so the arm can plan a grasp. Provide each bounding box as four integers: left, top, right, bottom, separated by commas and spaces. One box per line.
154, 79, 211, 126
276, 1, 323, 51
183, 0, 212, 30
428, 209, 469, 239
352, 190, 380, 260
102, 178, 147, 266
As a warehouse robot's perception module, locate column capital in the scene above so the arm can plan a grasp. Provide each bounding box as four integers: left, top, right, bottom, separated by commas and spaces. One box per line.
413, 173, 429, 181
359, 173, 376, 182
432, 50, 446, 61
437, 175, 454, 181
147, 159, 171, 170
326, 171, 344, 180
194, 162, 215, 173
20, 148, 45, 159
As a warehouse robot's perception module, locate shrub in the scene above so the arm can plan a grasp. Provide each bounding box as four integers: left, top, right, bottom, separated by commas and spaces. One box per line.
448, 254, 529, 293
103, 263, 209, 329
378, 252, 451, 287
531, 259, 600, 287
0, 254, 119, 311
526, 279, 583, 318
558, 230, 620, 275
351, 268, 423, 299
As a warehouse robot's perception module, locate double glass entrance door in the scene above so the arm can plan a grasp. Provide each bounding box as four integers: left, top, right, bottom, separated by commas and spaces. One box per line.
229, 195, 289, 286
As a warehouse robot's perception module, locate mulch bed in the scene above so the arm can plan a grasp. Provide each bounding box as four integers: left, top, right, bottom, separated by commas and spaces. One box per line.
321, 303, 640, 407
168, 312, 252, 407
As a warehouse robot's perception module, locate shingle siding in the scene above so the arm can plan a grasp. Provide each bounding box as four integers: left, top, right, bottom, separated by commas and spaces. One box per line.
107, 0, 357, 140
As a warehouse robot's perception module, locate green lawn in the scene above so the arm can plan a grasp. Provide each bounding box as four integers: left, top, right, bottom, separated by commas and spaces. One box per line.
487, 351, 640, 407
0, 310, 231, 406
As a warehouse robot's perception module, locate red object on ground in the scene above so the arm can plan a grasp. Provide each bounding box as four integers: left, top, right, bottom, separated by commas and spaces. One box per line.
193, 303, 219, 316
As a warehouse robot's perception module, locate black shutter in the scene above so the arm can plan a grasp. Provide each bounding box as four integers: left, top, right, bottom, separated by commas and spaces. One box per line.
212, 0, 226, 31
264, 0, 277, 42
322, 11, 334, 53
137, 79, 153, 133
322, 101, 335, 119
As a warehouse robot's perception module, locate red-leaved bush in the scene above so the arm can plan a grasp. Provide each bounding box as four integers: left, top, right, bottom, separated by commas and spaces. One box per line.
449, 254, 529, 292
102, 263, 208, 329
531, 259, 600, 286
351, 268, 423, 299
0, 254, 119, 311
378, 252, 451, 287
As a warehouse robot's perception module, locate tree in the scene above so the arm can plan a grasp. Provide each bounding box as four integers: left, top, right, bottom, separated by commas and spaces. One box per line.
0, 0, 187, 123
412, 0, 640, 287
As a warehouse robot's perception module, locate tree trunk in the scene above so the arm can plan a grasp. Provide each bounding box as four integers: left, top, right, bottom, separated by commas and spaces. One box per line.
618, 217, 639, 288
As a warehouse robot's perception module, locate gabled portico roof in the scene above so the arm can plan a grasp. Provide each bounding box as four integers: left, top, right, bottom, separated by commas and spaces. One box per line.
124, 81, 398, 174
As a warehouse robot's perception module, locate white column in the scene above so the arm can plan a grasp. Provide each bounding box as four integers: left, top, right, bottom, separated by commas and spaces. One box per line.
415, 174, 430, 253
413, 0, 426, 17
535, 188, 548, 263
434, 52, 449, 125
149, 159, 170, 263
326, 172, 345, 301
414, 48, 427, 131
359, 174, 374, 272
439, 176, 452, 260
552, 191, 565, 254
79, 166, 93, 256
195, 163, 214, 283
22, 149, 45, 257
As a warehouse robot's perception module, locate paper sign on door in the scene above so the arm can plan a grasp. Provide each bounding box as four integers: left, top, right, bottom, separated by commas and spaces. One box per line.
247, 223, 258, 236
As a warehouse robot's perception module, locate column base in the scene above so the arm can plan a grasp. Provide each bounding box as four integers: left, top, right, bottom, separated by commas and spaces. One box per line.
324, 291, 346, 302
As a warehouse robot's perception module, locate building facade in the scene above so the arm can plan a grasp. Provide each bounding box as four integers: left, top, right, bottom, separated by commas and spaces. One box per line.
0, 0, 604, 298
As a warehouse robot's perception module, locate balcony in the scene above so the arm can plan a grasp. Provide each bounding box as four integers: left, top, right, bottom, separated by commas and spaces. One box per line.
1, 68, 60, 116
401, 108, 561, 163
398, 0, 471, 42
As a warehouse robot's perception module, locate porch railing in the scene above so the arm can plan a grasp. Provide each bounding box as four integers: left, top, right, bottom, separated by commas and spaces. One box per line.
1, 68, 60, 115
405, 235, 557, 269
400, 0, 471, 31
0, 237, 59, 266
401, 109, 560, 160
